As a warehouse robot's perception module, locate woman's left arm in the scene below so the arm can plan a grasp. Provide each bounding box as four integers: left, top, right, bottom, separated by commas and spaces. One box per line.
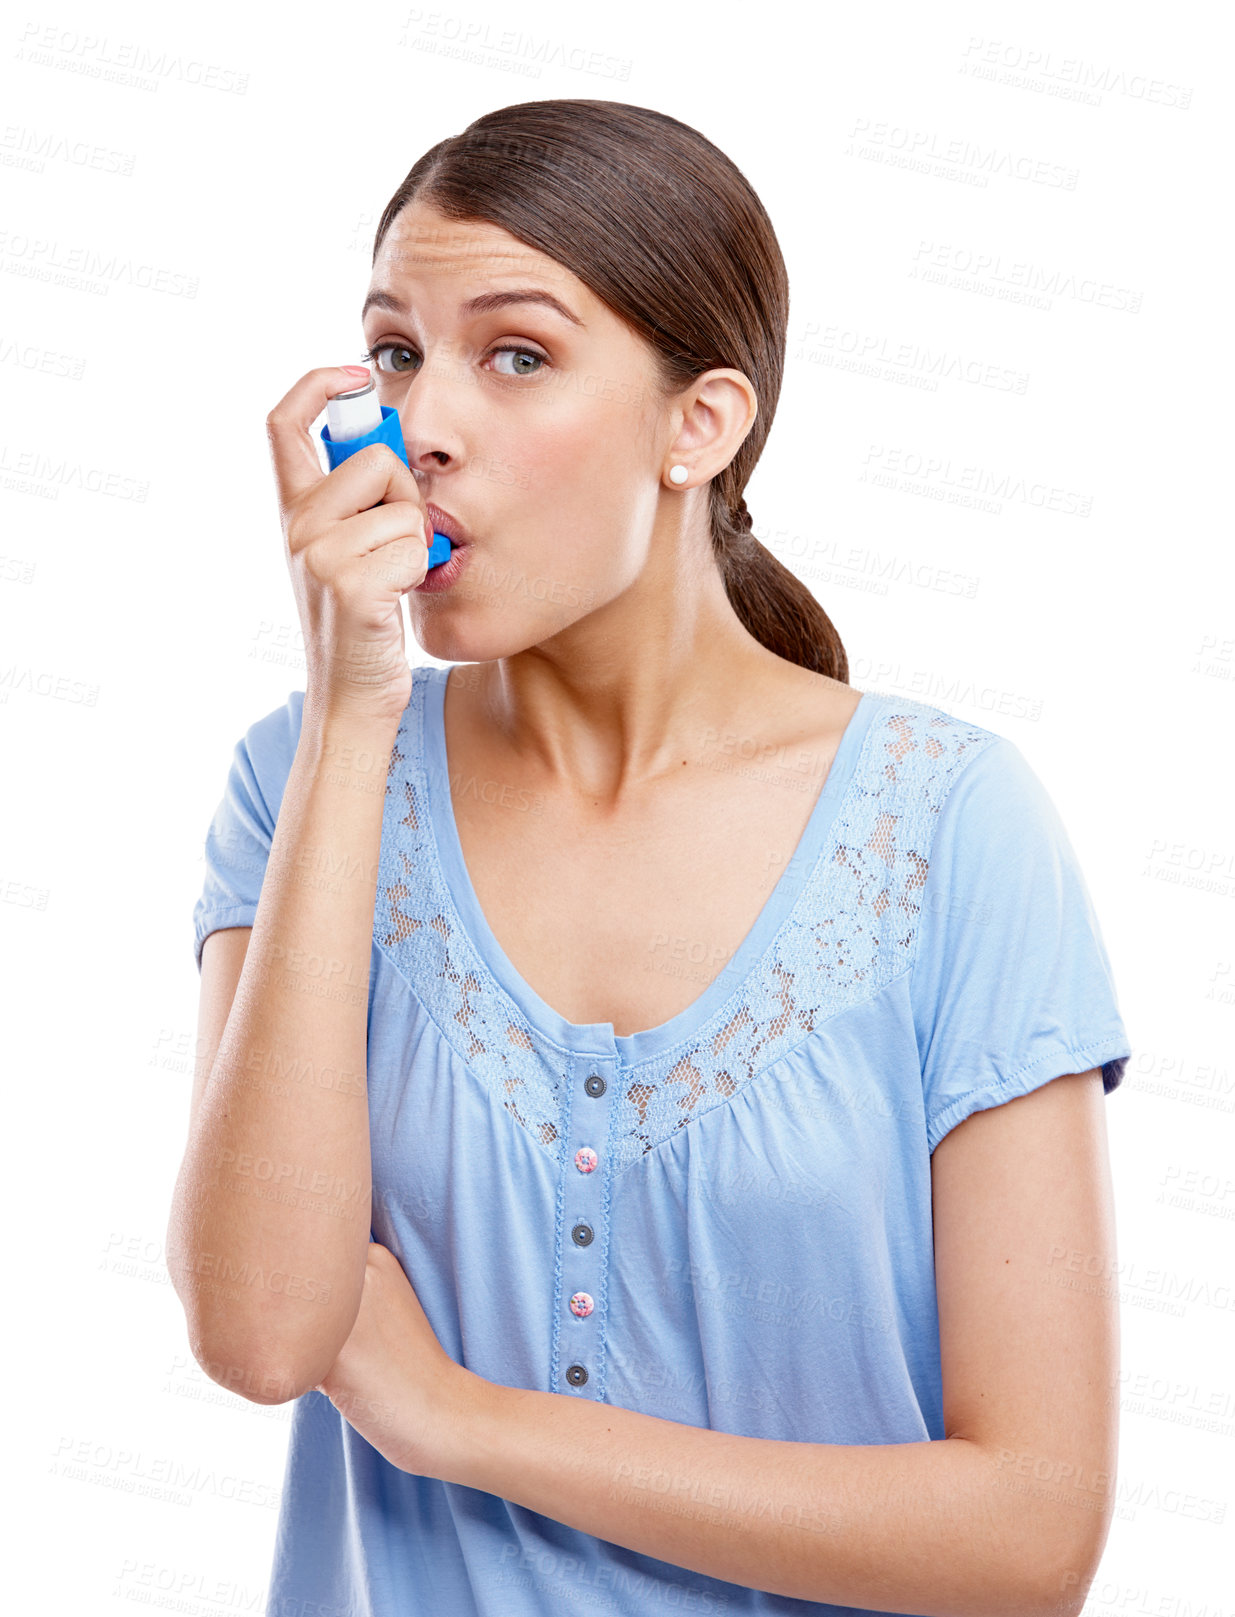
321, 1068, 1117, 1617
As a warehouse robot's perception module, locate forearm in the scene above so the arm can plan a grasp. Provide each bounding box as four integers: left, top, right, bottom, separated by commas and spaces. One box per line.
444, 1380, 1089, 1617
167, 705, 397, 1400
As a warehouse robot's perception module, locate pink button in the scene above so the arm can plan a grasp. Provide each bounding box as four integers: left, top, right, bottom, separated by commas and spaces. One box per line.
574, 1147, 598, 1174
569, 1292, 594, 1318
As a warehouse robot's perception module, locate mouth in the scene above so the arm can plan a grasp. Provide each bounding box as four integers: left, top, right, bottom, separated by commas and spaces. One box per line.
425, 502, 471, 550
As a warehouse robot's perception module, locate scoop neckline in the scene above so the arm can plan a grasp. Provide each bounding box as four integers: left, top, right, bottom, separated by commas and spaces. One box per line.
418, 663, 882, 1064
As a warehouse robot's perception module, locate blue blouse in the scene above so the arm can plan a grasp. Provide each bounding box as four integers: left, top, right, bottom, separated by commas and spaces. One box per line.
193, 661, 1131, 1617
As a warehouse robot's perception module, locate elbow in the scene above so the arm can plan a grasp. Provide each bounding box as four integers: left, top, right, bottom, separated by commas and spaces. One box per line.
186, 1331, 322, 1406
953, 1472, 1109, 1617
170, 1274, 341, 1405
165, 1272, 303, 1404
1028, 1521, 1109, 1617
1035, 1568, 1097, 1617
968, 1553, 1098, 1617
957, 1431, 1113, 1617
172, 1283, 352, 1403
166, 1246, 352, 1406
1047, 1562, 1104, 1617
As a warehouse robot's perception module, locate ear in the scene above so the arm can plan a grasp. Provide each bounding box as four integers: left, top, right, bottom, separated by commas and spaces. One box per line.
665, 368, 758, 477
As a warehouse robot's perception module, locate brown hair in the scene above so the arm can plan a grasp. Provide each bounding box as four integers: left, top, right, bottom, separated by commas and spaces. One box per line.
372, 99, 848, 683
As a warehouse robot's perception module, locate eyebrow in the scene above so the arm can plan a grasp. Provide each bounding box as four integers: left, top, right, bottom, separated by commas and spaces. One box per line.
361, 287, 585, 327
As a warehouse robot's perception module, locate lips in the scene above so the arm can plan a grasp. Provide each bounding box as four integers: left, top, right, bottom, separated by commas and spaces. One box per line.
425, 502, 471, 549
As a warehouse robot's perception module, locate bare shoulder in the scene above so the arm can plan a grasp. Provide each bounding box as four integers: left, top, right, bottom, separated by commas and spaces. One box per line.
760, 659, 864, 752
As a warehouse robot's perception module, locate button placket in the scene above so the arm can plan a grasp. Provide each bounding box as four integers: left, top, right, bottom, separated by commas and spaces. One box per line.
562, 1066, 610, 1394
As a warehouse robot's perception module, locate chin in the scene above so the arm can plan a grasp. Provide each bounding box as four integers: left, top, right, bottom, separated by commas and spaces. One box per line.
411, 620, 530, 668
410, 552, 614, 663
412, 609, 596, 669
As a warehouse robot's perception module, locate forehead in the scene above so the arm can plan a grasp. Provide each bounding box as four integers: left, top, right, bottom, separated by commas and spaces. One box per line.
371, 200, 582, 299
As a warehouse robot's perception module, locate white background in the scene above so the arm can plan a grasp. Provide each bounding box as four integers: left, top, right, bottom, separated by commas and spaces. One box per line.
2, 0, 1231, 1610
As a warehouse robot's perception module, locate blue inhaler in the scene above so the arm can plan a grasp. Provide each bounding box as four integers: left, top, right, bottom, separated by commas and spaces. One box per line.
319, 377, 453, 569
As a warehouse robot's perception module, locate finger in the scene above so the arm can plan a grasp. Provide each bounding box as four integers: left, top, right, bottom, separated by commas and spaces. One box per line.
344, 500, 431, 558
343, 507, 431, 592
295, 499, 429, 580
265, 366, 384, 516
301, 442, 428, 535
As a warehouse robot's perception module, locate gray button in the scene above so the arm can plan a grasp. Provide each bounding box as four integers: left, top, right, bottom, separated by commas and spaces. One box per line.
584, 1074, 606, 1098
571, 1222, 594, 1246
566, 1363, 588, 1387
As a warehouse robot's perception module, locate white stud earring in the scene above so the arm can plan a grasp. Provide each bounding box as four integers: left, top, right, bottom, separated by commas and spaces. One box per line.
668, 464, 689, 485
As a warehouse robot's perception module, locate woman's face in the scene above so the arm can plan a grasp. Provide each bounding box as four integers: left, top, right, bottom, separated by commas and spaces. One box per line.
363, 199, 686, 665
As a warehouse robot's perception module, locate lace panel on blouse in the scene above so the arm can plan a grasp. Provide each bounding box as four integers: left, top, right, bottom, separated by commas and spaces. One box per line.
375, 678, 998, 1174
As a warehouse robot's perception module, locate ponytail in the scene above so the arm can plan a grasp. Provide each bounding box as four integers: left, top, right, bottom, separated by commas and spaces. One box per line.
711, 495, 848, 682
712, 497, 848, 682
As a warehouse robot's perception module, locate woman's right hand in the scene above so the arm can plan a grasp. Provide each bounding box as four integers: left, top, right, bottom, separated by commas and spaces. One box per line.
266, 366, 431, 728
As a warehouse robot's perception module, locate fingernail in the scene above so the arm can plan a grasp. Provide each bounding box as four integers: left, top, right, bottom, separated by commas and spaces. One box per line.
343, 365, 371, 376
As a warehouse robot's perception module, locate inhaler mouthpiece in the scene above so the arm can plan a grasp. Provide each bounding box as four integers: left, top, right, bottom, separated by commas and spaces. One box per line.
320, 378, 453, 569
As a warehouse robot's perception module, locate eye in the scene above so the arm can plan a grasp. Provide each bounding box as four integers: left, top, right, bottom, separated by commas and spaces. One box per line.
360, 342, 547, 379
363, 342, 418, 375
488, 345, 546, 377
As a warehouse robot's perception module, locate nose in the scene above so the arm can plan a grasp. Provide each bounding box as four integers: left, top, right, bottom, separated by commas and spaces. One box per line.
395, 346, 465, 476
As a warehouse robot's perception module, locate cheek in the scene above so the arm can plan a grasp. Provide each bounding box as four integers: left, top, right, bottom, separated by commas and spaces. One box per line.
462, 390, 655, 625
505, 395, 612, 484
520, 392, 648, 517
502, 407, 637, 540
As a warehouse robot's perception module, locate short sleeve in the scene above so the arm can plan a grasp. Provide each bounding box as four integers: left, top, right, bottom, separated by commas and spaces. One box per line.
909, 734, 1131, 1153
192, 691, 305, 972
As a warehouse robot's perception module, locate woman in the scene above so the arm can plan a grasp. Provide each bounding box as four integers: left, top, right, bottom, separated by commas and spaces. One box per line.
169, 100, 1131, 1616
